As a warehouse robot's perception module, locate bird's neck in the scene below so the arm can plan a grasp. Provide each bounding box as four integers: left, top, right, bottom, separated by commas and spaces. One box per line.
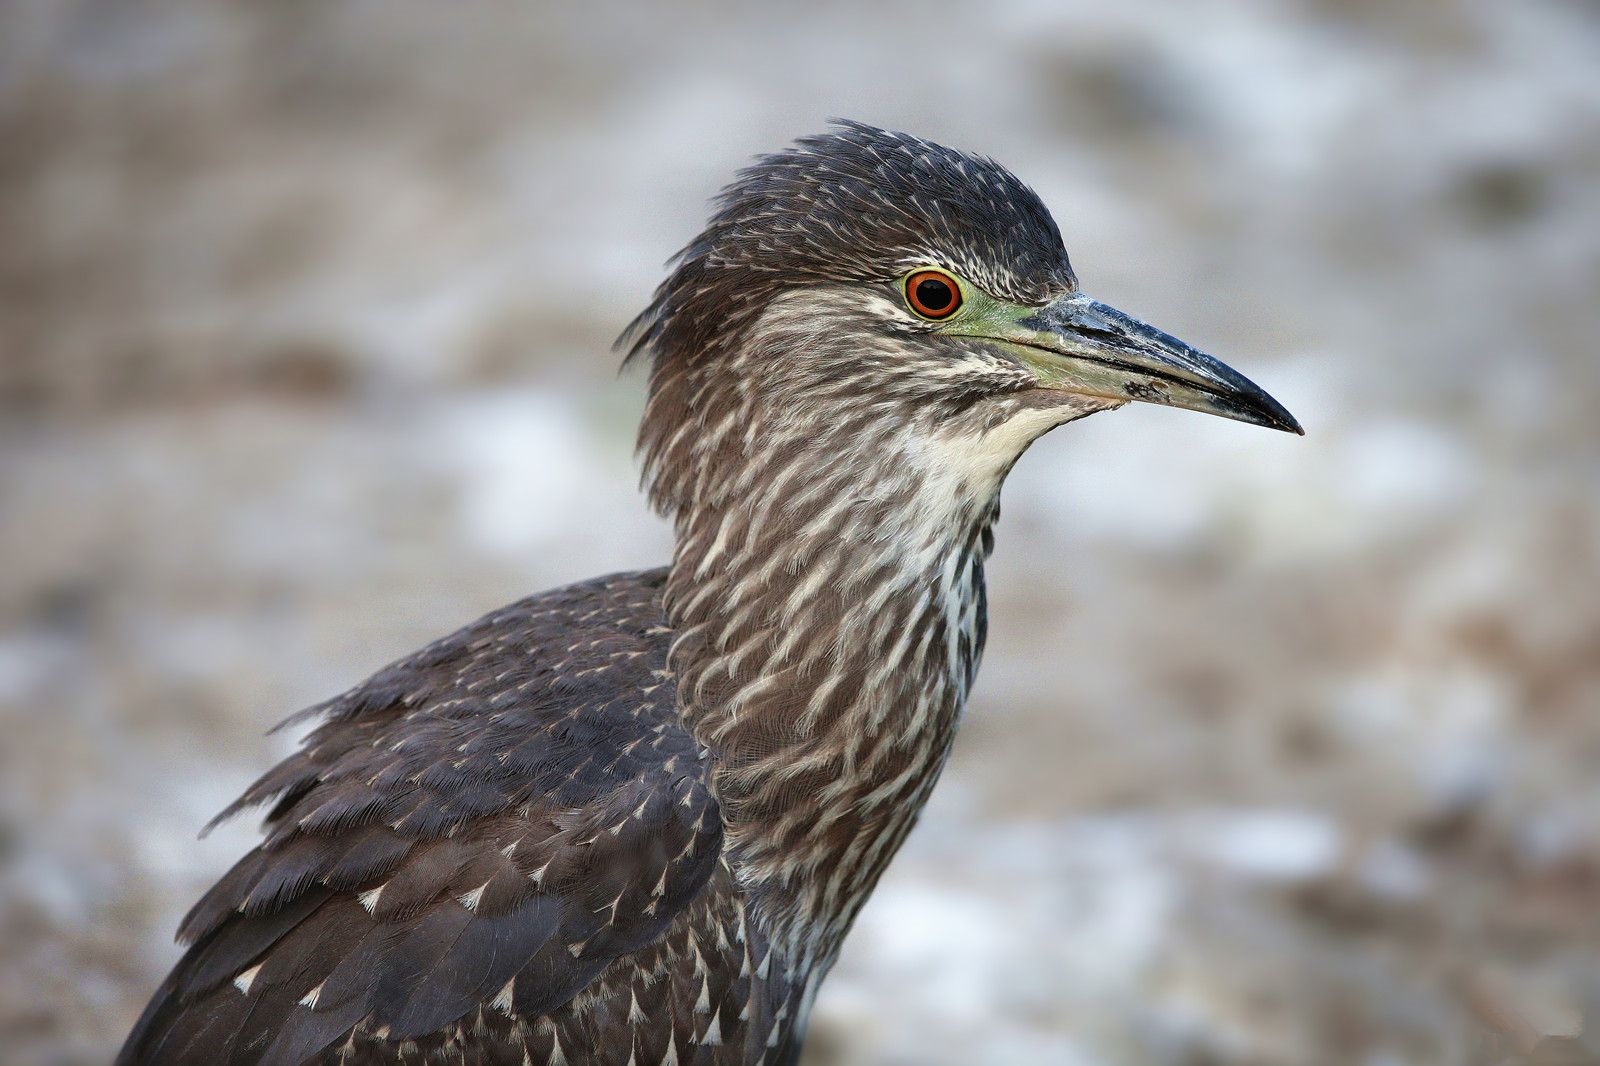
662, 424, 1001, 970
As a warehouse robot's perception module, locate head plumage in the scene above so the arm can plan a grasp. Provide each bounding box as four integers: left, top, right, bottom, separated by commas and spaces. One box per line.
621, 121, 1075, 371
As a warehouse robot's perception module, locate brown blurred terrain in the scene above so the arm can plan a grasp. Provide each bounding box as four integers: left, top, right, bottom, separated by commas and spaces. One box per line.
3, 2, 1600, 1064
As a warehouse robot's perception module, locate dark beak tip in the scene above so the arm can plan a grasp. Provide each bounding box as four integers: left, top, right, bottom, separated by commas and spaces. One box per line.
1240, 384, 1303, 436
1222, 390, 1302, 436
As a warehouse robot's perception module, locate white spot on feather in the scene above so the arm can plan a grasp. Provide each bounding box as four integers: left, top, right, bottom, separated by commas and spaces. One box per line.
458, 882, 490, 912
491, 978, 515, 1013
233, 963, 262, 994
628, 988, 646, 1025
358, 884, 385, 913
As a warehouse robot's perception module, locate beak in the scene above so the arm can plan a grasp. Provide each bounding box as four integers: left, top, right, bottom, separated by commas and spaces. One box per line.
1002, 293, 1303, 434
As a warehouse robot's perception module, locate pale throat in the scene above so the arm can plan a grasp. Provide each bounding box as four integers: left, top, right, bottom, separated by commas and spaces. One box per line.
663, 405, 1031, 733
656, 390, 1083, 962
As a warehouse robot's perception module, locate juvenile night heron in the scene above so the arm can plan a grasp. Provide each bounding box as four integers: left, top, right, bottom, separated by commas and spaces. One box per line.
121, 122, 1300, 1066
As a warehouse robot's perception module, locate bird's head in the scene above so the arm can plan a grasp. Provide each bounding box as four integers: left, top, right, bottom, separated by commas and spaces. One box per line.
625, 122, 1300, 529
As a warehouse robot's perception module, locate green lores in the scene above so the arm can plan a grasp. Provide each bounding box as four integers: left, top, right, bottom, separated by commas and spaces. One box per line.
907, 269, 1304, 435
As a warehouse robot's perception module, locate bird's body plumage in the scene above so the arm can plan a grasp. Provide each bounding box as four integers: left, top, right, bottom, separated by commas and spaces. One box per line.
123, 570, 796, 1064
122, 531, 991, 1065
121, 123, 1298, 1065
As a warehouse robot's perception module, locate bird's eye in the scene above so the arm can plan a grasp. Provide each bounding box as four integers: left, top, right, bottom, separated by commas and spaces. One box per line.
904, 270, 962, 320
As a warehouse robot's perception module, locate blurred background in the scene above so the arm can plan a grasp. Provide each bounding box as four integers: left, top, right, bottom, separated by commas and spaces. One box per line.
3, 1, 1600, 1063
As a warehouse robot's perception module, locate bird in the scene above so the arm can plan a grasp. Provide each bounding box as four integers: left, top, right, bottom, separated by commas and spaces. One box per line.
119, 121, 1301, 1066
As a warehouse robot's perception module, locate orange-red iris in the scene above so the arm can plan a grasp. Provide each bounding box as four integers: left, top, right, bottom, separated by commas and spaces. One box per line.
905, 270, 961, 319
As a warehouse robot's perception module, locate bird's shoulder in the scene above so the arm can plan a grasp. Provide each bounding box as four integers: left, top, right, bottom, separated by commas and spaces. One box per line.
214, 564, 692, 839
122, 567, 726, 1065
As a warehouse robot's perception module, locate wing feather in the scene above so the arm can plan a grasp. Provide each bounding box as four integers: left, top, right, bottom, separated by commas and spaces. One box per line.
119, 569, 723, 1066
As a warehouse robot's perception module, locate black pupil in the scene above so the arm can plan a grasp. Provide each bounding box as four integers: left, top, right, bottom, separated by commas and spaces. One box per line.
915, 277, 953, 312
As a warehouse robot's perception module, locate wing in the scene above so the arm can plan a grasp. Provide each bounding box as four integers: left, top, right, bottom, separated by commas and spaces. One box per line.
119, 569, 723, 1066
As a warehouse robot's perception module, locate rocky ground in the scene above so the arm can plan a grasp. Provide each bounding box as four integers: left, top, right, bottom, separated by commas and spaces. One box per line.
3, 2, 1599, 1063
